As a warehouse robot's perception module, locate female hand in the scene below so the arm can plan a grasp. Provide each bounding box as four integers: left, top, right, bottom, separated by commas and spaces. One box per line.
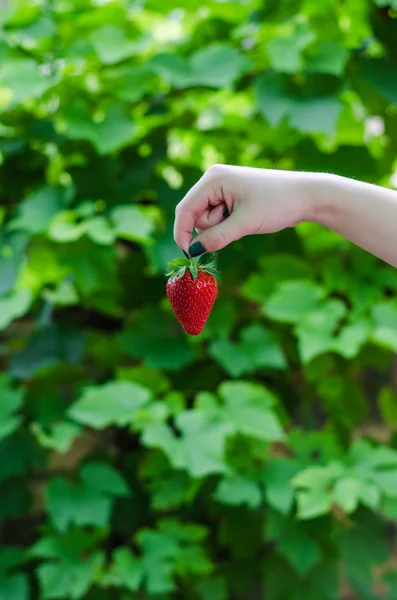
174, 163, 397, 269
174, 164, 316, 257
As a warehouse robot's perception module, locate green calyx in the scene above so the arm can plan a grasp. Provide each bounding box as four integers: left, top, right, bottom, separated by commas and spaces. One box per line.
166, 252, 219, 282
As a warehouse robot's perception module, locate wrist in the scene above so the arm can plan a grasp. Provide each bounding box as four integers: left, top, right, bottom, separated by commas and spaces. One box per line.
302, 172, 342, 226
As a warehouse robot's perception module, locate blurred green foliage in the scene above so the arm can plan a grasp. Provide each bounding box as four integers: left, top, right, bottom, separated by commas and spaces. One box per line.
1, 0, 397, 598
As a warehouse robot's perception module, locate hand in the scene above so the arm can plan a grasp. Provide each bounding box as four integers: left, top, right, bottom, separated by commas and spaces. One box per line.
174, 164, 316, 256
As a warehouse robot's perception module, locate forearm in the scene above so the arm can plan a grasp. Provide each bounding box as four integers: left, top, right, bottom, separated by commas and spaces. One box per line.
309, 174, 397, 268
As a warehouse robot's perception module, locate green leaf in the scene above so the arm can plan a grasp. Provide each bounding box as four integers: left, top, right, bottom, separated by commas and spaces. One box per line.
219, 381, 284, 441
0, 573, 29, 600
306, 42, 349, 76
10, 185, 72, 234
46, 477, 113, 531
83, 217, 116, 245
117, 364, 171, 395
0, 234, 26, 296
197, 252, 218, 266
48, 211, 83, 243
90, 25, 136, 64
106, 65, 157, 103
241, 254, 312, 304
80, 462, 130, 497
214, 474, 262, 508
136, 528, 178, 594
268, 23, 314, 73
30, 421, 81, 454
292, 462, 345, 488
264, 458, 299, 515
378, 386, 397, 425
358, 480, 381, 511
37, 552, 104, 599
190, 264, 198, 279
293, 462, 345, 519
11, 15, 56, 50
57, 240, 120, 314
372, 326, 397, 352
209, 338, 252, 377
68, 381, 152, 429
290, 96, 343, 136
375, 0, 397, 7
150, 53, 191, 88
0, 376, 24, 441
264, 280, 325, 323
148, 469, 196, 510
255, 72, 295, 127
141, 422, 186, 470
337, 516, 389, 589
0, 58, 55, 106
50, 211, 116, 247
37, 563, 88, 599
368, 470, 397, 498
151, 44, 249, 89
268, 38, 303, 73
189, 43, 249, 88
240, 324, 287, 369
120, 308, 194, 371
296, 487, 332, 520
278, 527, 321, 575
29, 531, 101, 561
167, 258, 190, 270
359, 58, 397, 104
0, 289, 31, 332
176, 408, 234, 477
372, 301, 397, 351
295, 299, 346, 363
111, 205, 155, 244
332, 322, 369, 359
106, 547, 143, 591
17, 240, 65, 298
60, 102, 136, 155
255, 74, 342, 134
43, 278, 79, 307
220, 380, 275, 408
332, 476, 361, 514
10, 324, 85, 379
210, 324, 287, 376
136, 519, 210, 593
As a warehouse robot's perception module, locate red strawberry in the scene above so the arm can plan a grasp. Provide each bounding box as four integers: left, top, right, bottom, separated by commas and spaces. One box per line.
166, 253, 219, 335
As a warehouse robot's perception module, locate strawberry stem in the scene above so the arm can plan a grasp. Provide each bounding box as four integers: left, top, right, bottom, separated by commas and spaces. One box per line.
166, 252, 219, 282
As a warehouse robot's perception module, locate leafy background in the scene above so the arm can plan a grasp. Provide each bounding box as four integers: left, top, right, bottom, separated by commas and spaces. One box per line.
1, 0, 397, 598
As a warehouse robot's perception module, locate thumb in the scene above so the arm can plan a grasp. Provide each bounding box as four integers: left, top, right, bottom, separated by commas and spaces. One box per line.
188, 213, 243, 256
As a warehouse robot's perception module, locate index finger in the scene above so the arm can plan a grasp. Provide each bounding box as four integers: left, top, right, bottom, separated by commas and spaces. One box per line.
173, 178, 212, 253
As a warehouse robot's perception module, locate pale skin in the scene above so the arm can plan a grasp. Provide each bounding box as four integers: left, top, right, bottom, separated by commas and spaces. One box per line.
174, 164, 397, 269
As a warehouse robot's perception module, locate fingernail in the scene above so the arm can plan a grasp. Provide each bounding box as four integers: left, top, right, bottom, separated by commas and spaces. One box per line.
189, 241, 206, 257
183, 250, 190, 259
222, 206, 229, 218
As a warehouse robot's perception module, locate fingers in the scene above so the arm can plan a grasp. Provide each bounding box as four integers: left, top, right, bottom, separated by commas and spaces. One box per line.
174, 166, 229, 253
173, 180, 210, 253
194, 203, 228, 232
189, 211, 243, 256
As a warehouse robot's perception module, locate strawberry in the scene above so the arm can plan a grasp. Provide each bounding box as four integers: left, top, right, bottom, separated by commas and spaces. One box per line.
166, 253, 219, 335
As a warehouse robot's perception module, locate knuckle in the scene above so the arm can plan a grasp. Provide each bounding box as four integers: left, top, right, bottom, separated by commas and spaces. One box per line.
204, 163, 226, 182
175, 202, 182, 215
